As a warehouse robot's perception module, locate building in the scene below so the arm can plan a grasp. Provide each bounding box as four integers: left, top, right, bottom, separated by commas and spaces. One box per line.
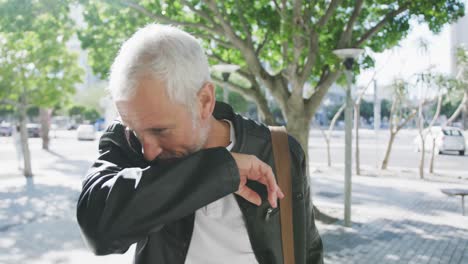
450, 0, 468, 128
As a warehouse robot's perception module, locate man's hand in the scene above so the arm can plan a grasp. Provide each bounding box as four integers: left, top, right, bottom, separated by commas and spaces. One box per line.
231, 153, 285, 208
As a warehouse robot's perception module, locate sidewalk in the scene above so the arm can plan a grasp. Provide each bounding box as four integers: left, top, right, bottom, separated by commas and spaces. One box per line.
0, 138, 134, 264
0, 136, 467, 263
312, 165, 468, 264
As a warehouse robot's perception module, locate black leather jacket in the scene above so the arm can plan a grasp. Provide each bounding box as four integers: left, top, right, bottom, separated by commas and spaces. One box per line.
77, 102, 323, 264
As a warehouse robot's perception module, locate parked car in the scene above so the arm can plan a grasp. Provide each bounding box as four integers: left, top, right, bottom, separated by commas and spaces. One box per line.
77, 124, 96, 141
0, 122, 12, 136
414, 126, 466, 156
26, 123, 41, 137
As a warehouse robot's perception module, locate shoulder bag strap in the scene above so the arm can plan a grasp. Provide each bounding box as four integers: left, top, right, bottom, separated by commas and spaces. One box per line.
269, 126, 295, 264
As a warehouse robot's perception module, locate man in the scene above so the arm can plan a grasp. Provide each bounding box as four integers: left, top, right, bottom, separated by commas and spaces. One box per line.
77, 24, 323, 264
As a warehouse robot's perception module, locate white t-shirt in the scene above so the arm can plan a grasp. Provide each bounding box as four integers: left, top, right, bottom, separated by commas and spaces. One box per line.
184, 120, 259, 264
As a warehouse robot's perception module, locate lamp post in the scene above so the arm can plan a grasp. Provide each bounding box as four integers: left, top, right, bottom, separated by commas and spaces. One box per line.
333, 48, 364, 227
211, 64, 240, 103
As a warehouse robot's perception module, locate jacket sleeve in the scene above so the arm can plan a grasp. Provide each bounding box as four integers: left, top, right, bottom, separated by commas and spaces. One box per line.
76, 122, 240, 255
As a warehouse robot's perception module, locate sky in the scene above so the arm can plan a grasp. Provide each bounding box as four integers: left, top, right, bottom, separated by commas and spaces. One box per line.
354, 0, 468, 100
356, 21, 454, 95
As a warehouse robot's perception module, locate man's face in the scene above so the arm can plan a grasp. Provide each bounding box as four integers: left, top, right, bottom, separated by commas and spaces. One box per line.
115, 77, 209, 162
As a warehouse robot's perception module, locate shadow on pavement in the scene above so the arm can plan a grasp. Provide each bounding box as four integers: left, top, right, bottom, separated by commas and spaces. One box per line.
0, 181, 85, 264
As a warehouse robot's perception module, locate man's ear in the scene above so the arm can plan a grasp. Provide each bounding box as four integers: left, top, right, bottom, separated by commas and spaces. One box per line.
197, 82, 216, 120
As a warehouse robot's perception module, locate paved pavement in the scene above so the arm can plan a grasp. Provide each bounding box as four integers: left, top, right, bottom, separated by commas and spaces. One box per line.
311, 165, 468, 264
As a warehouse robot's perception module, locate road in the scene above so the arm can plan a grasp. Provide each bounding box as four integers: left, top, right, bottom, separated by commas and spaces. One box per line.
308, 128, 468, 175
1, 128, 467, 178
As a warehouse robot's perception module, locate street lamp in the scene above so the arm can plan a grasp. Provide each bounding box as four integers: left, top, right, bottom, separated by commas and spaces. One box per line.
211, 64, 240, 103
333, 48, 364, 227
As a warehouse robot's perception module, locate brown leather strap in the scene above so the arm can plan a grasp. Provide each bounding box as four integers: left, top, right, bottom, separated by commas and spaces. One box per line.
269, 126, 295, 264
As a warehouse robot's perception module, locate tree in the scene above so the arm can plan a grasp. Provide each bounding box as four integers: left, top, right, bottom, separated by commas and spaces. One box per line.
83, 108, 101, 123
354, 71, 379, 175
26, 106, 40, 120
446, 46, 468, 126
78, 0, 465, 161
68, 105, 87, 117
78, 0, 465, 222
321, 103, 344, 167
68, 104, 103, 124
360, 100, 374, 122
326, 104, 345, 122
414, 71, 447, 179
381, 79, 419, 170
0, 0, 83, 177
423, 74, 460, 174
381, 99, 392, 120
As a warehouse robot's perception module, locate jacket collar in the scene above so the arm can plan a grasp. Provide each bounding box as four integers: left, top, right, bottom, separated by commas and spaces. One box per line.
212, 101, 245, 154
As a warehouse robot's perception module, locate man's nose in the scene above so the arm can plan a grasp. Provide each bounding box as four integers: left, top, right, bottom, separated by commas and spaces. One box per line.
142, 140, 163, 162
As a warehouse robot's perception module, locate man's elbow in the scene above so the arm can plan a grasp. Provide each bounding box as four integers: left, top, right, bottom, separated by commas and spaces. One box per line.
78, 226, 128, 256
77, 210, 128, 256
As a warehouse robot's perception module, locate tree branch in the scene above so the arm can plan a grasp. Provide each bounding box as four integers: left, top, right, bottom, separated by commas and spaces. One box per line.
337, 0, 364, 48
234, 0, 253, 43
396, 99, 432, 132
237, 69, 260, 88
396, 109, 417, 132
120, 1, 222, 36
255, 30, 270, 56
328, 103, 345, 135
355, 3, 410, 47
445, 92, 467, 125
317, 0, 342, 28
180, 0, 216, 25
389, 94, 398, 133
0, 99, 19, 107
211, 76, 254, 99
191, 32, 236, 50
205, 0, 267, 78
272, 0, 283, 17
306, 70, 341, 114
289, 0, 307, 97
298, 31, 319, 87
203, 0, 286, 110
427, 95, 443, 128
211, 75, 275, 124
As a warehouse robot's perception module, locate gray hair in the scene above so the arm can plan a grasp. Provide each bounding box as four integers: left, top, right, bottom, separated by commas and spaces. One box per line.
108, 24, 211, 110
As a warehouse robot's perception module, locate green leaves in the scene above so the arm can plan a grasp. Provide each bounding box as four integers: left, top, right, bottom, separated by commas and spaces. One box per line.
0, 0, 83, 110
75, 0, 465, 121
78, 0, 152, 78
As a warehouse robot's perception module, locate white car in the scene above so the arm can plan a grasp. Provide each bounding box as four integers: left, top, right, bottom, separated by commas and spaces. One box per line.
77, 124, 96, 141
414, 126, 465, 156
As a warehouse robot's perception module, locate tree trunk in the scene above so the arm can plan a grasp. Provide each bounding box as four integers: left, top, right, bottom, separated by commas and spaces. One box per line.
286, 111, 332, 223
286, 113, 311, 159
381, 96, 398, 170
326, 137, 331, 167
463, 88, 468, 130
446, 92, 467, 126
40, 108, 51, 150
284, 94, 311, 157
426, 95, 442, 175
326, 103, 345, 167
419, 136, 425, 179
429, 137, 436, 174
287, 102, 333, 222
354, 103, 361, 175
19, 102, 33, 177
381, 131, 396, 170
